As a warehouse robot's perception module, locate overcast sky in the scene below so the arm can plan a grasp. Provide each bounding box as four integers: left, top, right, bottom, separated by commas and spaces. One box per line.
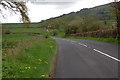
0, 0, 115, 23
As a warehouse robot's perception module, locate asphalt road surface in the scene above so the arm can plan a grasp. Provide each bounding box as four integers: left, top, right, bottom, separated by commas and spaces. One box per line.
52, 37, 119, 78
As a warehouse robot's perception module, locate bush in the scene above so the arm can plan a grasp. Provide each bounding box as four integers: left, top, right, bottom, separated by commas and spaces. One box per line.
52, 30, 58, 36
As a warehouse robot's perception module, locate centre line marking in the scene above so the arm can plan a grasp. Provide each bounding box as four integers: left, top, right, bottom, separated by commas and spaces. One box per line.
93, 49, 120, 62
78, 43, 88, 47
82, 44, 88, 47
78, 43, 84, 45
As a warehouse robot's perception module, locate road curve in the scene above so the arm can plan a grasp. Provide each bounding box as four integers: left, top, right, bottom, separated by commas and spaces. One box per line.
52, 37, 119, 78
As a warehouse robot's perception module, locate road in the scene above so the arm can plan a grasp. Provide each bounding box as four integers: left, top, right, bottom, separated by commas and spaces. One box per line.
52, 37, 119, 78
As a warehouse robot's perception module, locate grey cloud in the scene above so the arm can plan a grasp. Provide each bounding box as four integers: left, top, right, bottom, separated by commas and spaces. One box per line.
31, 2, 75, 5
31, 2, 77, 9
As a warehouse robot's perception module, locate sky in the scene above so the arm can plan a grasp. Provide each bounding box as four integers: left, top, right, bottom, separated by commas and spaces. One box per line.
0, 0, 115, 23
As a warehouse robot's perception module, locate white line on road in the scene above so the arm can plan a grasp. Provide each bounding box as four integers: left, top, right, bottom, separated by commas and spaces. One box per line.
61, 39, 119, 62
78, 43, 88, 47
82, 44, 88, 47
93, 49, 120, 62
78, 43, 83, 45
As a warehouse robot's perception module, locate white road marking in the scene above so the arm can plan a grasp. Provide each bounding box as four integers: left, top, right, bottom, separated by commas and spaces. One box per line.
78, 43, 83, 45
62, 39, 119, 62
93, 49, 120, 62
82, 44, 88, 47
78, 43, 88, 47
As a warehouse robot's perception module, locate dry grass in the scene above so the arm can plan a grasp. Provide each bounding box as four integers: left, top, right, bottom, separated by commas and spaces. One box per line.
2, 36, 43, 56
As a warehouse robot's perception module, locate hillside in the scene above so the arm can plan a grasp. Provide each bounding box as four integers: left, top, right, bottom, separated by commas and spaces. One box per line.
76, 3, 114, 20
40, 2, 116, 29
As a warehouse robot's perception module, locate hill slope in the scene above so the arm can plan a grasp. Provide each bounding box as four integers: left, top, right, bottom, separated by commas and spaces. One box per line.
40, 2, 116, 29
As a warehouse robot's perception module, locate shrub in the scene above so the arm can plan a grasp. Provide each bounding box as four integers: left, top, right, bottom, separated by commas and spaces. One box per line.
52, 30, 58, 36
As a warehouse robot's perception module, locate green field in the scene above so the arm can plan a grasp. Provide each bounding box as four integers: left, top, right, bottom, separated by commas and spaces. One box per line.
10, 28, 45, 34
2, 23, 40, 28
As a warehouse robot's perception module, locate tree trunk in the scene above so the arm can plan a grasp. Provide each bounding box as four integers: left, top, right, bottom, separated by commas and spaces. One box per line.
115, 1, 120, 40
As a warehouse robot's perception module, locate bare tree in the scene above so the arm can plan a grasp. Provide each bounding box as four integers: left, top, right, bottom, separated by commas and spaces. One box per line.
0, 0, 30, 23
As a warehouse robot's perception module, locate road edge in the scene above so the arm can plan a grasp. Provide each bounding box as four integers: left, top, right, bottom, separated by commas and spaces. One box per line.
49, 39, 58, 78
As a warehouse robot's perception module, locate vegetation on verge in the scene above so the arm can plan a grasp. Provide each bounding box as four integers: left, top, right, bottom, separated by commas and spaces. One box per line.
2, 27, 57, 78
63, 36, 119, 44
2, 38, 56, 78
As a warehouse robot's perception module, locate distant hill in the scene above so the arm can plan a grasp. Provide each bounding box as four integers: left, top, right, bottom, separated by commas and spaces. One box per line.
40, 2, 116, 28
76, 3, 115, 20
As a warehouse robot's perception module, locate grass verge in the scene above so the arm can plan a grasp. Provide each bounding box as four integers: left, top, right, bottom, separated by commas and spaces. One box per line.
63, 36, 120, 44
2, 38, 57, 78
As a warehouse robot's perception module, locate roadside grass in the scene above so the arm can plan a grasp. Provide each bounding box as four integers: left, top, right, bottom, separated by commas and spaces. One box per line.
48, 28, 119, 44
3, 33, 35, 41
56, 29, 65, 37
53, 30, 119, 44
2, 27, 57, 78
2, 38, 57, 78
63, 36, 119, 44
2, 34, 37, 50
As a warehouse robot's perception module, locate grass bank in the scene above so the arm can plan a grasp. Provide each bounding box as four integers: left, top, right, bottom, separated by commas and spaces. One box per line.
2, 38, 57, 78
62, 36, 119, 44
2, 26, 57, 78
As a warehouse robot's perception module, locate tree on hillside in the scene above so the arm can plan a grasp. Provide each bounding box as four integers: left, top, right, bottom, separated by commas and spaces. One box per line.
64, 17, 83, 34
82, 16, 102, 32
0, 0, 30, 23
